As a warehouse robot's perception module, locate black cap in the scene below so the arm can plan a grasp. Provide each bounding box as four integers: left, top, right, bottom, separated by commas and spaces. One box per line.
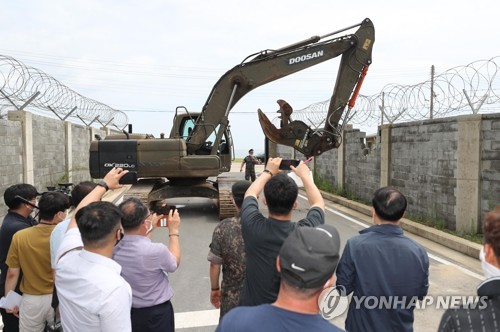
231, 180, 251, 199
279, 224, 340, 289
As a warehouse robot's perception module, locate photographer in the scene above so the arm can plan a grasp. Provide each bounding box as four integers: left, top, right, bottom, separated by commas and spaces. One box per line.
113, 197, 180, 332
55, 167, 132, 332
239, 157, 325, 306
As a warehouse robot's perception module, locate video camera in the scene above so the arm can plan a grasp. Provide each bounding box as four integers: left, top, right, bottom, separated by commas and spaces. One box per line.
46, 183, 73, 196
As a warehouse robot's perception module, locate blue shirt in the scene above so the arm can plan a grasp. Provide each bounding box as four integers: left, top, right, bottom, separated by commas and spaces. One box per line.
216, 304, 344, 332
336, 224, 429, 332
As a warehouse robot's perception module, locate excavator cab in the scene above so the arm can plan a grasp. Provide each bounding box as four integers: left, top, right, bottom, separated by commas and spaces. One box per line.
169, 106, 233, 171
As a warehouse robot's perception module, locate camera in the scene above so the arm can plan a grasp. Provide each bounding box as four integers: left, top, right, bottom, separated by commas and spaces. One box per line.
279, 159, 300, 170
46, 183, 73, 195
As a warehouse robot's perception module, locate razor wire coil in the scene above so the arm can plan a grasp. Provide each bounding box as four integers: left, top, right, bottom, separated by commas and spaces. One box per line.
291, 56, 500, 129
0, 55, 127, 128
1, 54, 499, 131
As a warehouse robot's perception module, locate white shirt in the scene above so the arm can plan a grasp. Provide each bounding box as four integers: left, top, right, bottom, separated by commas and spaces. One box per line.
50, 218, 70, 269
55, 228, 132, 332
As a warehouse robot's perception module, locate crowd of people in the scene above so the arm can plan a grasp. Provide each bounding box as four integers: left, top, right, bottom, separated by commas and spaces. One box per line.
0, 156, 498, 331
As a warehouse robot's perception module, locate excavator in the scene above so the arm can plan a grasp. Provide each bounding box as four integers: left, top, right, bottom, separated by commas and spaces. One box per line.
89, 18, 375, 219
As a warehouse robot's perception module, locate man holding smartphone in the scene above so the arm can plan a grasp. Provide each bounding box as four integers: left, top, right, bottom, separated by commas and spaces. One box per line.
239, 157, 325, 306
113, 197, 181, 332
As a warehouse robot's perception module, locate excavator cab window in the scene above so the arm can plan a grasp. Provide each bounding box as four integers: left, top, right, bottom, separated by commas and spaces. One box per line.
180, 118, 196, 140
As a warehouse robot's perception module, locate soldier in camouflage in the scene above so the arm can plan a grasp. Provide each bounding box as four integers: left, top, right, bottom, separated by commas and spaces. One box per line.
240, 149, 259, 182
207, 180, 252, 319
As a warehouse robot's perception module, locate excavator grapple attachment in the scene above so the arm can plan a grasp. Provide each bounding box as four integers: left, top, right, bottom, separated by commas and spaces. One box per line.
258, 108, 340, 158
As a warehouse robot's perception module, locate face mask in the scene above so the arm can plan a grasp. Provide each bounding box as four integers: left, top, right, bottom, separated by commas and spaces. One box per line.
146, 222, 153, 234
480, 247, 500, 278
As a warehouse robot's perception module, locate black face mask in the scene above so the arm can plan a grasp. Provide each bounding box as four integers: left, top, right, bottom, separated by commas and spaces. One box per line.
115, 229, 124, 246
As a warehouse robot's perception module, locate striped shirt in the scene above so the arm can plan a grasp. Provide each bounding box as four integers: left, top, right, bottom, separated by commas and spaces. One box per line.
438, 277, 500, 331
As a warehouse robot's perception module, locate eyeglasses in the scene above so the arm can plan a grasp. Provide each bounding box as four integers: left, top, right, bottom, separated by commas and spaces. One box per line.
144, 211, 153, 221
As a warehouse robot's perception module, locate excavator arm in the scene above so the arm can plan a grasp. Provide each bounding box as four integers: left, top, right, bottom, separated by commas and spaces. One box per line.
186, 18, 375, 157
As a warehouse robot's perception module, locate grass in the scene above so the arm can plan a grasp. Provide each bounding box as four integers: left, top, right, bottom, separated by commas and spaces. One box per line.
313, 172, 483, 244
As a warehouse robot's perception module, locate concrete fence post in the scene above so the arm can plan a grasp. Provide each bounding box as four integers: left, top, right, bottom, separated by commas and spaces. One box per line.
380, 124, 392, 187
456, 114, 482, 233
8, 110, 34, 184
100, 127, 111, 136
65, 121, 73, 183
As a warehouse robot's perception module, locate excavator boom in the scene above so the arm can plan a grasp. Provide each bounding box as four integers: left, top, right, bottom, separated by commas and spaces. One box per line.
185, 18, 375, 157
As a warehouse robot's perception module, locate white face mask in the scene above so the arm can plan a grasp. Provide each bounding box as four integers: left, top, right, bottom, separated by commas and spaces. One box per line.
480, 247, 500, 278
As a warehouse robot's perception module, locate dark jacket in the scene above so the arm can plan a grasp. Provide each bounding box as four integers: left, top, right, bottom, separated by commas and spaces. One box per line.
336, 224, 429, 332
438, 277, 500, 331
0, 211, 36, 296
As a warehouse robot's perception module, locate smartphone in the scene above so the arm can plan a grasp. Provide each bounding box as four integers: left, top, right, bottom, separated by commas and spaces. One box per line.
119, 171, 138, 184
279, 159, 300, 170
151, 204, 176, 215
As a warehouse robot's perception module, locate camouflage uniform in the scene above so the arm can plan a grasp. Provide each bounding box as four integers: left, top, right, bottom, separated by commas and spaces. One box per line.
207, 215, 246, 318
243, 156, 257, 182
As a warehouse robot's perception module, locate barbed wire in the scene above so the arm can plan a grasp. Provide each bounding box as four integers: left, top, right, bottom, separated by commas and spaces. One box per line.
290, 56, 500, 129
2, 54, 499, 132
0, 55, 128, 128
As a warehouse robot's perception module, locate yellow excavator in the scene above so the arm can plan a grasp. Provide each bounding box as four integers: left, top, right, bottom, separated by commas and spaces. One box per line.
89, 18, 375, 218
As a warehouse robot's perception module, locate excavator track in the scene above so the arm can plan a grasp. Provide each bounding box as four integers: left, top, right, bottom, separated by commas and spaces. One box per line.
123, 179, 164, 206
217, 172, 245, 220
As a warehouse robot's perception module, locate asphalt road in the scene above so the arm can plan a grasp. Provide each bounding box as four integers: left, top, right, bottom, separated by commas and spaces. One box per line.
150, 166, 483, 332
0, 165, 482, 332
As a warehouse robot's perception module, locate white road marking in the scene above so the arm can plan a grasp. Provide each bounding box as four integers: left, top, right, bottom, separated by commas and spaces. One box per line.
300, 194, 485, 281
175, 309, 219, 328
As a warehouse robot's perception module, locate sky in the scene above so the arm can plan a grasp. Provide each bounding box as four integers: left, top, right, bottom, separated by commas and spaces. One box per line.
1, 0, 499, 157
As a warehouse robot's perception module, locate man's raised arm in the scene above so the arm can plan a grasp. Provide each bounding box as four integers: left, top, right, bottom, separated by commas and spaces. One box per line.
290, 161, 324, 211
66, 167, 128, 232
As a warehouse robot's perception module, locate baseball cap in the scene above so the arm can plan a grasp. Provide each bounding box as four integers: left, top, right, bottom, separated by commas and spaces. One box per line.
279, 224, 340, 289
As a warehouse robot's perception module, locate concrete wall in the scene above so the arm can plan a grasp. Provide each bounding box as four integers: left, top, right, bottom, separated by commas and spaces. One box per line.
32, 113, 67, 187
0, 111, 112, 222
390, 118, 459, 229
481, 114, 500, 223
271, 113, 500, 233
2, 110, 499, 233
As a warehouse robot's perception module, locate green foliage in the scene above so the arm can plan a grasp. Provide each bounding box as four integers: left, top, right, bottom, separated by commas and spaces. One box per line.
313, 169, 483, 245
405, 213, 482, 244
50, 172, 69, 186
313, 171, 368, 204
